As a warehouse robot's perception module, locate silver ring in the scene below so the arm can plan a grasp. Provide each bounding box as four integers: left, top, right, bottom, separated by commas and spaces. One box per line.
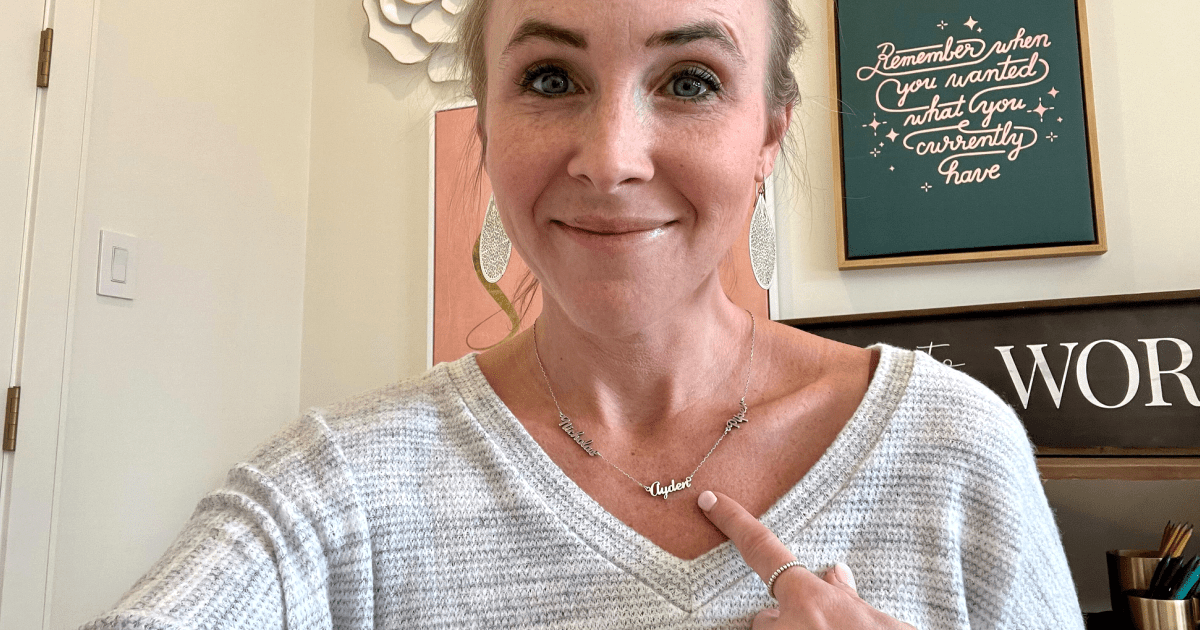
766, 560, 804, 599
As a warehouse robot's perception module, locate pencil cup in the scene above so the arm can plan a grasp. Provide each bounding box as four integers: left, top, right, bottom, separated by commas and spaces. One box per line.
1109, 550, 1167, 620
1126, 594, 1199, 630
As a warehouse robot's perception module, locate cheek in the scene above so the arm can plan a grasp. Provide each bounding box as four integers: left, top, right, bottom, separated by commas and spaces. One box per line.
655, 98, 766, 174
484, 113, 563, 209
654, 113, 764, 228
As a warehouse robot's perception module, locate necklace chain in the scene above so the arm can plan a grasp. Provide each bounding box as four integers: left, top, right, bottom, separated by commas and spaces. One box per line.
532, 312, 757, 500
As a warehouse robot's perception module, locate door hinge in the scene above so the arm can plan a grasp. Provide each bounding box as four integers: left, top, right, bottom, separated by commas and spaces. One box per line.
4, 387, 19, 452
37, 28, 53, 88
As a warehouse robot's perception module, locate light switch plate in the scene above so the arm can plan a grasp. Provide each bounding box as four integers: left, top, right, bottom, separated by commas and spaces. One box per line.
97, 230, 138, 300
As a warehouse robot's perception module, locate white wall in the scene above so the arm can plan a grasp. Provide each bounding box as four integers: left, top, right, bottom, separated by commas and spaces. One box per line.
44, 0, 314, 626
300, 0, 459, 412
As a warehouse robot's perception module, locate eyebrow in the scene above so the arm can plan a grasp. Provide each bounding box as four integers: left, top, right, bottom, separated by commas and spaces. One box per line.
503, 19, 588, 56
501, 18, 744, 64
645, 21, 744, 63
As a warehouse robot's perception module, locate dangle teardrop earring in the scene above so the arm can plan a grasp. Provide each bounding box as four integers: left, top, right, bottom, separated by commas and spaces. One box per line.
477, 196, 511, 283
749, 183, 776, 290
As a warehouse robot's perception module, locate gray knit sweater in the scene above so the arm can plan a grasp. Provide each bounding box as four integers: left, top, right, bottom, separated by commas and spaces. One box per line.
83, 345, 1084, 629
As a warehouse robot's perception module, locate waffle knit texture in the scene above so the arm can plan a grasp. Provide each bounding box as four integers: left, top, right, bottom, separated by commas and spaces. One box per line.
82, 345, 1084, 629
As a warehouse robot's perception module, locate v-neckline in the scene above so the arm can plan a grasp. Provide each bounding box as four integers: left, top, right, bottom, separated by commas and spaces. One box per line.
446, 345, 913, 613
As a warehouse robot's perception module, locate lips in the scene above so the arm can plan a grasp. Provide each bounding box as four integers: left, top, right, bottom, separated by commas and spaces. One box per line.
552, 217, 674, 251
556, 217, 674, 235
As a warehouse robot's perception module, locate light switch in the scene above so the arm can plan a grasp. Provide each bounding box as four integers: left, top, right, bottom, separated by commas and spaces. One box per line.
111, 247, 128, 283
98, 231, 138, 300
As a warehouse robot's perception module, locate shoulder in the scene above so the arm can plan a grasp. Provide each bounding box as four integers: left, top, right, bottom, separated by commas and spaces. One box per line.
866, 347, 1041, 498
892, 347, 1030, 454
247, 355, 483, 474
313, 358, 467, 433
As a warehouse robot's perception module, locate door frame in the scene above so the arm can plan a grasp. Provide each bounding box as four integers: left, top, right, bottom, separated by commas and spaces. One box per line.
0, 0, 100, 626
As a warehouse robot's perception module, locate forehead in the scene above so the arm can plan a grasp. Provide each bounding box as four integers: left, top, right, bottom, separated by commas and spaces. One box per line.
484, 0, 772, 62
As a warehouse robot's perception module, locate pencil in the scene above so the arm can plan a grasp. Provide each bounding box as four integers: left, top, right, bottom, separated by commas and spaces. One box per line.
1173, 524, 1194, 557
1161, 520, 1180, 554
1161, 524, 1178, 557
1161, 521, 1176, 556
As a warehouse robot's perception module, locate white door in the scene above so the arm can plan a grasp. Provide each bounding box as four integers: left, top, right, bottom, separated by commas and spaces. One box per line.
0, 1, 46, 523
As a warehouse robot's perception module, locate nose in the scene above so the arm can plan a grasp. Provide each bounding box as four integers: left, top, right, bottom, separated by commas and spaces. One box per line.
566, 88, 655, 193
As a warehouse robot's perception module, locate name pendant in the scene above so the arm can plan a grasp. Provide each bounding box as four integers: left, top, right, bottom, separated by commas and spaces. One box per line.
559, 413, 599, 457
647, 478, 691, 500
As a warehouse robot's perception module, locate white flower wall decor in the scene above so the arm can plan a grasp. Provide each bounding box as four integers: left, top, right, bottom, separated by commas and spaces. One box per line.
364, 0, 465, 83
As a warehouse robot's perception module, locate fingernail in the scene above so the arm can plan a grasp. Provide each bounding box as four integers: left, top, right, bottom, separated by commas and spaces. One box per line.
698, 491, 717, 511
835, 562, 856, 590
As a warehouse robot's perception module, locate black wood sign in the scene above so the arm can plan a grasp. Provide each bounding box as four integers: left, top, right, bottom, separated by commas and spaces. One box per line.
787, 292, 1200, 453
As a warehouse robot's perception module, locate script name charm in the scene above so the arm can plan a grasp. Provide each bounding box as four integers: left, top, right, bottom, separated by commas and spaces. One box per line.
648, 479, 691, 499
558, 413, 599, 457
726, 399, 749, 433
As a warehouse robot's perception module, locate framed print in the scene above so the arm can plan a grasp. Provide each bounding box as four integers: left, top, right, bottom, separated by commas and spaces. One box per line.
829, 0, 1107, 269
428, 105, 777, 367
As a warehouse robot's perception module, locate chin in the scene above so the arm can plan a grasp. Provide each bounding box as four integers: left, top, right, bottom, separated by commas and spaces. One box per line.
544, 280, 692, 340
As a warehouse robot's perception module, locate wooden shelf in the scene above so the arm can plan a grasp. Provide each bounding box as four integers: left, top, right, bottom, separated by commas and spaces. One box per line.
1038, 457, 1200, 480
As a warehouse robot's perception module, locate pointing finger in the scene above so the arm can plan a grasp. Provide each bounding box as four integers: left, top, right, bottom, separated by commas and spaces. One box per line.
823, 562, 858, 596
698, 490, 807, 593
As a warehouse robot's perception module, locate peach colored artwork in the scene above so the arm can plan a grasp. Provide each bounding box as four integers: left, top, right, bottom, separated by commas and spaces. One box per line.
432, 105, 768, 366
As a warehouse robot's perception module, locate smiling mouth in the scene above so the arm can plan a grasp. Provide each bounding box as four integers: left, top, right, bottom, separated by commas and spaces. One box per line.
555, 220, 675, 236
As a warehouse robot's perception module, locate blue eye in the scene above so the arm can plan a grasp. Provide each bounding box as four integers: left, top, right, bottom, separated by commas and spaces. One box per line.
521, 64, 576, 96
666, 67, 721, 99
671, 76, 706, 98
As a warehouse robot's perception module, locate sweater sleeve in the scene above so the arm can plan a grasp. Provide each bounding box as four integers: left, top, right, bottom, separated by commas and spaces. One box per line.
80, 413, 375, 630
957, 397, 1084, 630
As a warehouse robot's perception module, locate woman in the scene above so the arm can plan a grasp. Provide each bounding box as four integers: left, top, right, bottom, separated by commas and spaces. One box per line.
85, 0, 1085, 628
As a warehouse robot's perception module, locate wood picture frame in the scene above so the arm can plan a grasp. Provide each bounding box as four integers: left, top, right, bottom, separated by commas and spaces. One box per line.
828, 0, 1106, 269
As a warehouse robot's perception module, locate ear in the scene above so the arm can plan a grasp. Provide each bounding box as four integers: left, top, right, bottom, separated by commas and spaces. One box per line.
758, 102, 793, 181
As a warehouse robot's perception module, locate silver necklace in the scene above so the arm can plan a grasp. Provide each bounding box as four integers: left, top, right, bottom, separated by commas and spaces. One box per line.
532, 312, 756, 500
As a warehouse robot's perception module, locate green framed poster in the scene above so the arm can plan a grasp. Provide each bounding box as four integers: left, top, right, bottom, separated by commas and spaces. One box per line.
829, 0, 1107, 269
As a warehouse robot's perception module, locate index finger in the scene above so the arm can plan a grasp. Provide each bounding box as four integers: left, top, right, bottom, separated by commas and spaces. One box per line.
698, 490, 804, 588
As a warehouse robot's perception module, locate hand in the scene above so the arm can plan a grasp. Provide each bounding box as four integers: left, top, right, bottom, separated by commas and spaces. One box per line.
698, 490, 915, 629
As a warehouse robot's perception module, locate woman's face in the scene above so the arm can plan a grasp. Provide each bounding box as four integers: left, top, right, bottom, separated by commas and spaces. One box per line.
482, 0, 787, 336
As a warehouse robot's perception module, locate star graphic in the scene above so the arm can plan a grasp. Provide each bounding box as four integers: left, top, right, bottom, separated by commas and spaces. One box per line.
964, 16, 978, 30
1046, 132, 1058, 142
1057, 117, 1063, 123
1048, 87, 1060, 98
921, 182, 933, 192
889, 166, 895, 172
1029, 98, 1055, 122
936, 20, 948, 30
863, 114, 886, 135
886, 129, 899, 142
870, 148, 881, 157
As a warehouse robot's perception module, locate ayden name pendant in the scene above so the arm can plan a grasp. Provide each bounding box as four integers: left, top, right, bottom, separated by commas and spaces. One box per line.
534, 312, 756, 500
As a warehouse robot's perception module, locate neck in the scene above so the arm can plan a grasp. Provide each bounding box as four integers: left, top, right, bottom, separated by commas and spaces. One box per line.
527, 287, 754, 436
